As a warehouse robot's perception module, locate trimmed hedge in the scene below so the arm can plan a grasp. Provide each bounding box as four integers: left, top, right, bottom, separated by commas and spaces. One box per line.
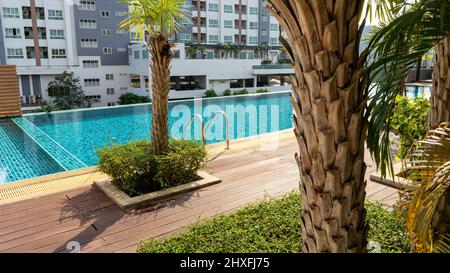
97, 140, 207, 196
138, 192, 412, 253
204, 89, 217, 97
233, 89, 249, 95
222, 89, 232, 96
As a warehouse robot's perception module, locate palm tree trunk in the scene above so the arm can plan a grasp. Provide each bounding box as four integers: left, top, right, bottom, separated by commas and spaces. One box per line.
430, 38, 450, 129
266, 0, 368, 252
149, 35, 172, 155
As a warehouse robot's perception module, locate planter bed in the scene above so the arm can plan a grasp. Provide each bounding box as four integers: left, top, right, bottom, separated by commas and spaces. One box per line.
94, 171, 221, 210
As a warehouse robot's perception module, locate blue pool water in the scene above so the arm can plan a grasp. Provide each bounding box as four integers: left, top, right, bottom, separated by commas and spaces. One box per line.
0, 91, 293, 183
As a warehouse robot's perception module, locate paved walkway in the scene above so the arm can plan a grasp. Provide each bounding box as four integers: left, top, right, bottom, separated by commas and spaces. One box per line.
0, 131, 398, 253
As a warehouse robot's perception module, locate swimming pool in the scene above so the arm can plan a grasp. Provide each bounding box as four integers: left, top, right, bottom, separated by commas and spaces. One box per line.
0, 91, 293, 183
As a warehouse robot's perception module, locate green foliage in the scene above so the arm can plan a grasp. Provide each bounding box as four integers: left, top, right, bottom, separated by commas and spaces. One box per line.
233, 89, 249, 95
390, 95, 429, 159
261, 59, 272, 64
46, 71, 89, 110
366, 202, 412, 253
119, 0, 188, 38
118, 92, 151, 105
222, 89, 232, 96
256, 89, 269, 93
97, 140, 206, 196
277, 58, 292, 64
204, 89, 217, 98
138, 192, 412, 253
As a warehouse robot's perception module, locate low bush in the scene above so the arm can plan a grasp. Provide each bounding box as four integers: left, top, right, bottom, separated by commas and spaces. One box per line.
118, 93, 151, 105
233, 89, 249, 95
261, 59, 272, 64
256, 89, 269, 93
97, 140, 207, 196
204, 89, 217, 97
222, 89, 232, 96
138, 192, 412, 253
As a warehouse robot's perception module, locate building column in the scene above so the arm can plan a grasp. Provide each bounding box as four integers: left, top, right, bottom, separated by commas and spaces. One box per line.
196, 0, 201, 43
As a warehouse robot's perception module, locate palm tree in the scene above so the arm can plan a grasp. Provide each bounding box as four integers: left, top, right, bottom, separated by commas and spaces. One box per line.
266, 0, 370, 253
120, 0, 187, 155
364, 0, 450, 252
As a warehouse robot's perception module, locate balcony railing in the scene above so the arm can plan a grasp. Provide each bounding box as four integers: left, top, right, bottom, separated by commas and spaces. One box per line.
252, 64, 293, 70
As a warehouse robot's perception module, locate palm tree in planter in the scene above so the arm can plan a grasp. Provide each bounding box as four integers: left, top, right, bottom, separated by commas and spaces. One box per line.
120, 0, 187, 155
265, 0, 371, 253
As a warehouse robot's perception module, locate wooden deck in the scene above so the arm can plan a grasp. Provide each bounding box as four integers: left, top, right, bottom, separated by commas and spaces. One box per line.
0, 133, 398, 253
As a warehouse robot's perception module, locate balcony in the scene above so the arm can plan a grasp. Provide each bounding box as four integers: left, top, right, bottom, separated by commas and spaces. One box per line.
252, 64, 294, 75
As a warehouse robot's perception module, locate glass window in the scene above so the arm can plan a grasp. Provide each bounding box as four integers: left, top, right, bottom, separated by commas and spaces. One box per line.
249, 36, 258, 45
224, 5, 233, 13
79, 19, 97, 29
249, 7, 258, 15
270, 37, 278, 45
134, 50, 140, 59
249, 22, 258, 29
208, 3, 218, 12
81, 38, 98, 48
102, 29, 112, 36
5, 28, 21, 38
79, 1, 96, 11
208, 19, 218, 28
6, 48, 23, 59
271, 23, 278, 31
50, 29, 65, 39
106, 74, 114, 80
101, 11, 110, 18
2, 7, 19, 18
82, 60, 99, 68
51, 49, 66, 59
208, 35, 218, 44
103, 47, 112, 54
48, 10, 63, 20
224, 36, 233, 44
142, 50, 149, 59
224, 20, 233, 29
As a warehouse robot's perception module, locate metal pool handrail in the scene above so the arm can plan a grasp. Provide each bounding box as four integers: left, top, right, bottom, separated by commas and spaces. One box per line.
181, 114, 205, 145
204, 111, 230, 150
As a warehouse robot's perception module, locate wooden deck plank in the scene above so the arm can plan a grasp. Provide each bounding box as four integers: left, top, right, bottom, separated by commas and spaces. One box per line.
0, 133, 399, 253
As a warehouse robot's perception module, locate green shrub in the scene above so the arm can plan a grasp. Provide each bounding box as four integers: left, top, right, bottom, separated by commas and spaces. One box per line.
97, 140, 207, 196
204, 89, 217, 97
138, 192, 412, 253
261, 59, 272, 64
222, 89, 232, 96
256, 89, 269, 93
233, 89, 249, 95
278, 58, 292, 64
118, 92, 151, 105
390, 95, 429, 159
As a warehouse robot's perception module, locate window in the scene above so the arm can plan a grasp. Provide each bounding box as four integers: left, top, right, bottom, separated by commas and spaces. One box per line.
120, 87, 128, 93
79, 19, 97, 29
103, 47, 112, 54
239, 52, 246, 59
101, 29, 112, 36
107, 102, 116, 106
51, 49, 66, 59
249, 7, 258, 15
26, 47, 48, 59
248, 51, 254, 59
249, 36, 258, 45
179, 33, 191, 42
208, 35, 218, 44
224, 35, 233, 44
134, 50, 140, 59
82, 60, 99, 68
224, 20, 233, 29
117, 48, 127, 52
106, 74, 114, 80
50, 29, 65, 39
86, 95, 101, 103
79, 1, 96, 11
208, 19, 218, 28
115, 11, 126, 16
249, 22, 258, 29
5, 28, 21, 38
2, 8, 19, 18
208, 3, 218, 12
116, 29, 126, 34
6, 48, 23, 59
270, 37, 278, 45
48, 10, 63, 20
84, 79, 100, 87
270, 23, 278, 31
106, 88, 115, 94
206, 52, 213, 59
81, 38, 98, 48
142, 50, 149, 59
101, 11, 110, 18
224, 5, 233, 13
130, 32, 141, 42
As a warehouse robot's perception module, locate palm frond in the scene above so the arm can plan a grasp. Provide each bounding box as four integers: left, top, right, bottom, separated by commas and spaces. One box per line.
365, 0, 450, 178
402, 123, 450, 252
119, 0, 188, 38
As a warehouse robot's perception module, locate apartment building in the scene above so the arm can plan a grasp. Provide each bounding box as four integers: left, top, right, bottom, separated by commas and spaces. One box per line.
0, 0, 292, 108
0, 0, 132, 109
130, 0, 293, 98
